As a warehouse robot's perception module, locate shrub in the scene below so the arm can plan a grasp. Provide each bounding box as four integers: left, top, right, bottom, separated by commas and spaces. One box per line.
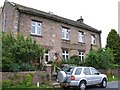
83, 48, 115, 69
2, 32, 44, 71
62, 55, 81, 65
2, 80, 13, 88
19, 63, 36, 71
22, 74, 32, 86
10, 63, 20, 72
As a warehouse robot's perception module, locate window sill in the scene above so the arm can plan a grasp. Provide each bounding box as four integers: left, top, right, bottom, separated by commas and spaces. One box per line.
78, 42, 85, 44
30, 33, 43, 38
91, 44, 97, 46
62, 39, 70, 42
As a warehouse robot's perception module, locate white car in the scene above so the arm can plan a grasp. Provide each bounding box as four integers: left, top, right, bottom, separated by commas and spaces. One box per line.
57, 66, 107, 90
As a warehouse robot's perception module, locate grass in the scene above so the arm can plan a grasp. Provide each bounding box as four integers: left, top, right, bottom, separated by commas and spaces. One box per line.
108, 76, 120, 82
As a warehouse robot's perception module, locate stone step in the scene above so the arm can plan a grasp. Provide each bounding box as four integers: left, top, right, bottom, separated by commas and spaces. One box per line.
52, 82, 61, 88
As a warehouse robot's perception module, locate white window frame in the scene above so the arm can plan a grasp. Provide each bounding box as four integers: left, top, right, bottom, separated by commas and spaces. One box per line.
62, 50, 69, 60
78, 32, 84, 43
79, 51, 85, 62
44, 49, 50, 62
31, 20, 42, 35
62, 28, 69, 40
91, 34, 96, 45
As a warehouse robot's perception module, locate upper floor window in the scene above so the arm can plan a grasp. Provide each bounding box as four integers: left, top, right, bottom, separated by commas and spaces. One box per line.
78, 32, 84, 43
91, 34, 96, 45
31, 20, 42, 35
62, 27, 69, 40
79, 51, 85, 62
62, 49, 69, 60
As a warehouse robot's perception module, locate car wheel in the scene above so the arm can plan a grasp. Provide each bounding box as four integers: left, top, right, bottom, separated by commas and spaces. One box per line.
79, 81, 86, 90
57, 71, 67, 83
100, 79, 107, 88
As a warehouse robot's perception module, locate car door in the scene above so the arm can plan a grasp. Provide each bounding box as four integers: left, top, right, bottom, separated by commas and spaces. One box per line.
90, 67, 103, 85
83, 68, 93, 85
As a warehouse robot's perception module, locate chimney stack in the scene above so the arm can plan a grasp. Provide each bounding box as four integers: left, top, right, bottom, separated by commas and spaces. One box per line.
77, 16, 84, 23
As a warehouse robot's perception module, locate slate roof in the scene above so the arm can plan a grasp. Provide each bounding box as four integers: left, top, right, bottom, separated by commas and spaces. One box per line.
9, 2, 101, 34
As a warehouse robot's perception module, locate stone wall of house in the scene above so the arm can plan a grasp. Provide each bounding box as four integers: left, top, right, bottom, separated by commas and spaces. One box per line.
18, 12, 101, 58
2, 1, 101, 61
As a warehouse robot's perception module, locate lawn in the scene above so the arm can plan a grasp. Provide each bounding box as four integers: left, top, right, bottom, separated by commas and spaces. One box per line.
108, 76, 120, 82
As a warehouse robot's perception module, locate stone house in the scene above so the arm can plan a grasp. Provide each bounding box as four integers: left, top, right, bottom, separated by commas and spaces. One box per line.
0, 1, 102, 64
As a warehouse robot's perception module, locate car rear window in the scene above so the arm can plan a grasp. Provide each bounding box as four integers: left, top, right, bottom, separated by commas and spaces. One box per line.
75, 68, 82, 75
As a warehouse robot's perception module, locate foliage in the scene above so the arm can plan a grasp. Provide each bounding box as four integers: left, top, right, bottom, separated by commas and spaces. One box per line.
83, 50, 99, 68
22, 74, 32, 86
2, 73, 53, 88
2, 32, 44, 71
106, 29, 120, 64
62, 55, 81, 65
2, 80, 14, 87
83, 48, 115, 69
19, 62, 37, 71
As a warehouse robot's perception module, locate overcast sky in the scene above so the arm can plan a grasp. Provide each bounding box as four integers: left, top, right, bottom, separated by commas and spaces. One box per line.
0, 0, 119, 47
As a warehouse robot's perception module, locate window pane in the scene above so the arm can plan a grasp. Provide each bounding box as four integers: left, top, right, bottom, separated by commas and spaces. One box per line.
37, 26, 41, 34
32, 26, 35, 33
66, 55, 68, 59
66, 50, 68, 54
62, 50, 65, 53
32, 21, 36, 25
66, 32, 69, 39
62, 30, 65, 39
75, 68, 82, 75
83, 68, 91, 75
62, 55, 65, 60
45, 56, 48, 62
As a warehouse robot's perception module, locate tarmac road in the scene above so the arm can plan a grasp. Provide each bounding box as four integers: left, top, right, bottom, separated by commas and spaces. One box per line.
86, 81, 120, 90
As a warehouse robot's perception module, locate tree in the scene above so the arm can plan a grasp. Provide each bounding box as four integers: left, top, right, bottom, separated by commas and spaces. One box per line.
106, 29, 120, 64
2, 32, 44, 71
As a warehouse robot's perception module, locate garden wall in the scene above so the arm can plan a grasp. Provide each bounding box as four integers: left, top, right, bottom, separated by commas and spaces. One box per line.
2, 64, 52, 85
2, 71, 50, 85
98, 68, 120, 76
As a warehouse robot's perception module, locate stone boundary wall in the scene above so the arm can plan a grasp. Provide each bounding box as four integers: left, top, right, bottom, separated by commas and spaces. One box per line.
98, 68, 120, 76
2, 65, 52, 85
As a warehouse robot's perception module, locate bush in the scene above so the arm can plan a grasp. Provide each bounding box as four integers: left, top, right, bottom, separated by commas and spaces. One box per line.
2, 80, 13, 88
10, 63, 20, 72
19, 63, 36, 71
22, 74, 32, 86
83, 48, 115, 69
2, 32, 44, 71
62, 55, 81, 65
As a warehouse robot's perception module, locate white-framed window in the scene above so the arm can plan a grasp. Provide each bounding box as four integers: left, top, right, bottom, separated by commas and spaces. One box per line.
79, 51, 85, 62
62, 27, 69, 40
31, 20, 42, 35
44, 49, 50, 62
62, 49, 69, 60
91, 34, 96, 45
78, 32, 84, 43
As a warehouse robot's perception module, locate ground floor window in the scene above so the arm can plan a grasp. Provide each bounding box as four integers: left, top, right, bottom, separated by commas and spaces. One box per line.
62, 49, 69, 60
44, 49, 50, 62
79, 51, 85, 62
